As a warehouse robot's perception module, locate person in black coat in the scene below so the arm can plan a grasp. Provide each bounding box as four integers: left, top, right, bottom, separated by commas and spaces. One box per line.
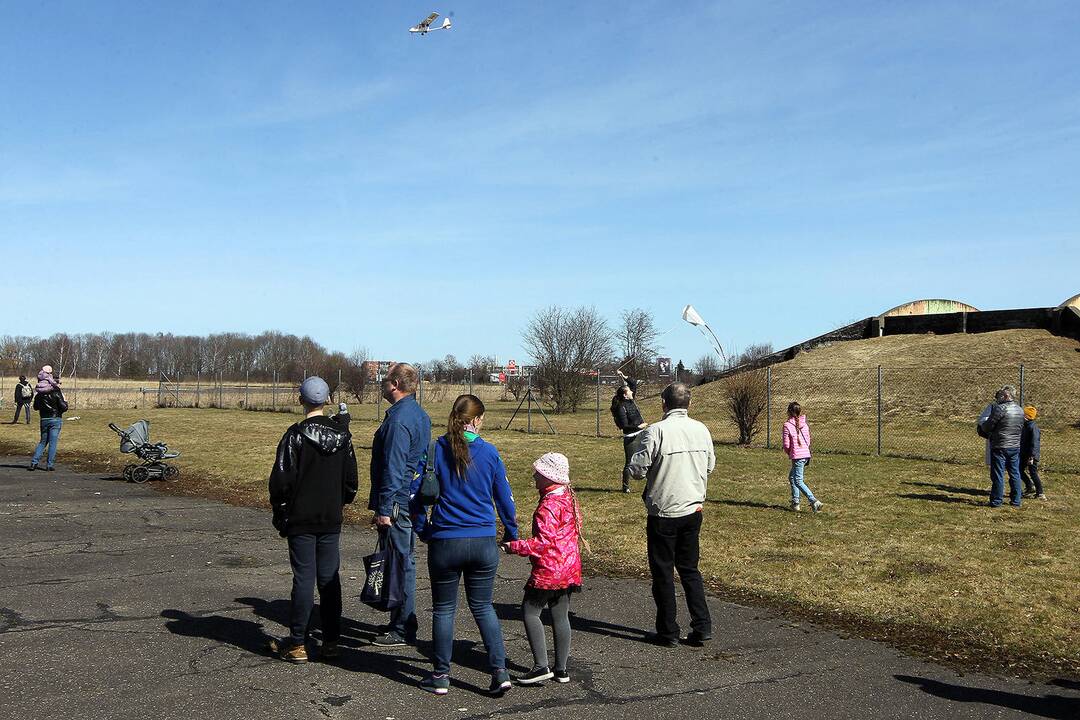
267, 376, 358, 663
612, 370, 648, 493
12, 375, 33, 424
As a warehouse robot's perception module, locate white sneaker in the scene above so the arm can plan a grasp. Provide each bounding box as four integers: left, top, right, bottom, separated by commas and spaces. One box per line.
791, 502, 801, 512
812, 500, 823, 513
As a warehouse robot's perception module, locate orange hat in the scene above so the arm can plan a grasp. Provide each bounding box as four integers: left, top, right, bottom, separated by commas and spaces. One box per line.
1023, 406, 1037, 421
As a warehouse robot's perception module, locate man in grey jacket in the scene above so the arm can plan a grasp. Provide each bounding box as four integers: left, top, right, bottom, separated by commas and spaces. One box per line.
978, 385, 1025, 508
629, 382, 715, 647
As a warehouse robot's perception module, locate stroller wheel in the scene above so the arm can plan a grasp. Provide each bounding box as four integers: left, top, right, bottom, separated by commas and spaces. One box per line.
131, 466, 150, 484
164, 465, 180, 482
123, 464, 137, 482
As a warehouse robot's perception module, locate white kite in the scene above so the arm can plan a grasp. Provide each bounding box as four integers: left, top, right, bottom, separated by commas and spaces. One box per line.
409, 12, 452, 35
682, 304, 728, 366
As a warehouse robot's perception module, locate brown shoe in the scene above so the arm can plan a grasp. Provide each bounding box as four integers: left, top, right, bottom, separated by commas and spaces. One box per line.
268, 638, 308, 663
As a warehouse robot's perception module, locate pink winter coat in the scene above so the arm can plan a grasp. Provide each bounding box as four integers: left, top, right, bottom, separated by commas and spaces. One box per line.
782, 416, 812, 460
507, 486, 582, 590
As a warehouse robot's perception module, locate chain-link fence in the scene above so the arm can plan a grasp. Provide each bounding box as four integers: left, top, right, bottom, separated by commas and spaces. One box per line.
717, 365, 1080, 473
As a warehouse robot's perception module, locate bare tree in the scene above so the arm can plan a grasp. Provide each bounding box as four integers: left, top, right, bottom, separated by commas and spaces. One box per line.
522, 305, 612, 414
723, 368, 768, 444
618, 308, 660, 379
341, 347, 370, 403
736, 343, 775, 367
695, 354, 720, 380
467, 354, 492, 382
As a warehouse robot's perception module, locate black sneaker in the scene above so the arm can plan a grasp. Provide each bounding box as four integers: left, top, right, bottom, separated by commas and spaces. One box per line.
370, 632, 406, 648
420, 673, 450, 695
553, 669, 570, 683
489, 669, 512, 696
27, 464, 36, 471
684, 631, 712, 647
645, 632, 678, 648
517, 666, 553, 685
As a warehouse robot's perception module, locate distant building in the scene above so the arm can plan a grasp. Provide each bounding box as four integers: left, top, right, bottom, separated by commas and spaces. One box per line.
881, 299, 979, 317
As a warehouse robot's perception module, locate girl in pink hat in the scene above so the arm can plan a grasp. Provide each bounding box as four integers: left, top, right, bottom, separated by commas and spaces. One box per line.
503, 452, 587, 685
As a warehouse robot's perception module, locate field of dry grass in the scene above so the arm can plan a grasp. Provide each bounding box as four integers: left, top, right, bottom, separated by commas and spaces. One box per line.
1, 400, 1077, 680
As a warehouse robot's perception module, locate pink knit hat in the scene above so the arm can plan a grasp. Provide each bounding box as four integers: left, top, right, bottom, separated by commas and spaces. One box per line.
533, 452, 570, 485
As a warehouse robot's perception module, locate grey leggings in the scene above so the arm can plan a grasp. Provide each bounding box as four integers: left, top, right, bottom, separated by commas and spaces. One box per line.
522, 592, 572, 672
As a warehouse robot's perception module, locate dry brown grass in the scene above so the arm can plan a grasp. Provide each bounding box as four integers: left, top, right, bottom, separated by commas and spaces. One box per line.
1, 403, 1077, 680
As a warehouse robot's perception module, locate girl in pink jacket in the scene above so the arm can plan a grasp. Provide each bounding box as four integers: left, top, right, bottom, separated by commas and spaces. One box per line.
782, 402, 823, 512
503, 452, 584, 685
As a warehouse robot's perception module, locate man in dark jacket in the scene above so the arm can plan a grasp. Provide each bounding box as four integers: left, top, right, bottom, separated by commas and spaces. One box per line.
267, 376, 358, 663
12, 376, 33, 424
30, 385, 66, 470
368, 362, 431, 647
978, 385, 1025, 508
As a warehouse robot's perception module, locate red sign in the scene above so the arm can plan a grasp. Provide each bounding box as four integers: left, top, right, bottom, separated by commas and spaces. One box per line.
498, 372, 507, 383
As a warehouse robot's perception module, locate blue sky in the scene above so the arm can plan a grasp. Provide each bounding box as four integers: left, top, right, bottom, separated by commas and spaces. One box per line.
2, 1, 1078, 367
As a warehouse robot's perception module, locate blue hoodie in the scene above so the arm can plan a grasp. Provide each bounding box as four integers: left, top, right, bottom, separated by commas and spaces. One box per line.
411, 434, 518, 542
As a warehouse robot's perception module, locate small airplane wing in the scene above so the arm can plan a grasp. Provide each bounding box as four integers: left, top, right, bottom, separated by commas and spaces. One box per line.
417, 12, 439, 30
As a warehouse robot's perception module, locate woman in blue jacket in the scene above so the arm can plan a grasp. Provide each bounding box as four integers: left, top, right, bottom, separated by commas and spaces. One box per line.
411, 394, 518, 697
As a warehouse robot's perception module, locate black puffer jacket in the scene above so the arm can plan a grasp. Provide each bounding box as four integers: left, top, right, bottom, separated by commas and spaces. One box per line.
268, 414, 358, 536
613, 400, 645, 435
979, 401, 1024, 450
32, 389, 67, 418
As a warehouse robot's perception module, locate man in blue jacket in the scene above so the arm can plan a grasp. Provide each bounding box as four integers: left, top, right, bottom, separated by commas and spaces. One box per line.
369, 362, 431, 647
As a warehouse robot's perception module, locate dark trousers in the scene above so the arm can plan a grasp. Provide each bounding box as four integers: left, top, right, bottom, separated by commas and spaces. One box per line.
13, 401, 30, 424
1021, 457, 1043, 495
287, 532, 342, 645
646, 512, 711, 641
621, 435, 636, 488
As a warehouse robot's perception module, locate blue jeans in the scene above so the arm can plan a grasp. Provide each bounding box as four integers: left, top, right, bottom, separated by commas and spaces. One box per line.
386, 511, 417, 640
427, 536, 506, 676
789, 459, 816, 505
287, 533, 342, 645
31, 417, 63, 468
990, 447, 1022, 507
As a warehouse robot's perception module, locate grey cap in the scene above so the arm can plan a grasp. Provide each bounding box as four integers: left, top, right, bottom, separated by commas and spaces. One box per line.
299, 376, 330, 406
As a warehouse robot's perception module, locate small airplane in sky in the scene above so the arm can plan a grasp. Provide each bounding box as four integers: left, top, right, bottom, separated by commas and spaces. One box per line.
409, 12, 452, 35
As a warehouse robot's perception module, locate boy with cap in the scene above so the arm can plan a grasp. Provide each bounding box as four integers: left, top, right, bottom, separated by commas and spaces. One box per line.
268, 377, 358, 663
1020, 406, 1045, 500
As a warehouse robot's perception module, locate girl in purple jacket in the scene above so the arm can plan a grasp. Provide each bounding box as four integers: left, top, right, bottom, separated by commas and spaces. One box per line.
782, 402, 823, 512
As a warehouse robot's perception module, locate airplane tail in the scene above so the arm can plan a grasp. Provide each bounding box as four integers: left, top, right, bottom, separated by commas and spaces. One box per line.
441, 17, 452, 29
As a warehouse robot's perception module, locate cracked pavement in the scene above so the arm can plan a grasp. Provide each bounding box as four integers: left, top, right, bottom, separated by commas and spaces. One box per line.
1, 460, 1077, 719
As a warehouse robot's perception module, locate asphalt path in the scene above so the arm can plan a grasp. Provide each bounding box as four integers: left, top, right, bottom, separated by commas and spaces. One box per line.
0, 459, 1077, 719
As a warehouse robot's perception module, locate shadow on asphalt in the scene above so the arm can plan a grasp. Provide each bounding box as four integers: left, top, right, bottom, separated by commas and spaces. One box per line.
493, 602, 647, 642
162, 597, 530, 695
901, 481, 986, 497
896, 675, 1080, 720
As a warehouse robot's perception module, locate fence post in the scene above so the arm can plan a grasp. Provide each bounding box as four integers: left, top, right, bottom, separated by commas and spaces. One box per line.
596, 367, 601, 438
245, 369, 250, 409
272, 370, 277, 410
469, 369, 473, 396
418, 366, 423, 407
766, 366, 772, 449
1019, 364, 1025, 406
158, 373, 163, 407
876, 366, 882, 456
196, 370, 201, 408
337, 368, 342, 403
527, 373, 533, 434
219, 371, 223, 408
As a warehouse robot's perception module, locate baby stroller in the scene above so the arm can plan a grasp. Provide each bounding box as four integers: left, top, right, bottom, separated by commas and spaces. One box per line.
108, 420, 181, 483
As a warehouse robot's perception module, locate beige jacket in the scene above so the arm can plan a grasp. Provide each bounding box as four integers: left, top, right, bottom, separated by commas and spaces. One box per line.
628, 408, 715, 517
